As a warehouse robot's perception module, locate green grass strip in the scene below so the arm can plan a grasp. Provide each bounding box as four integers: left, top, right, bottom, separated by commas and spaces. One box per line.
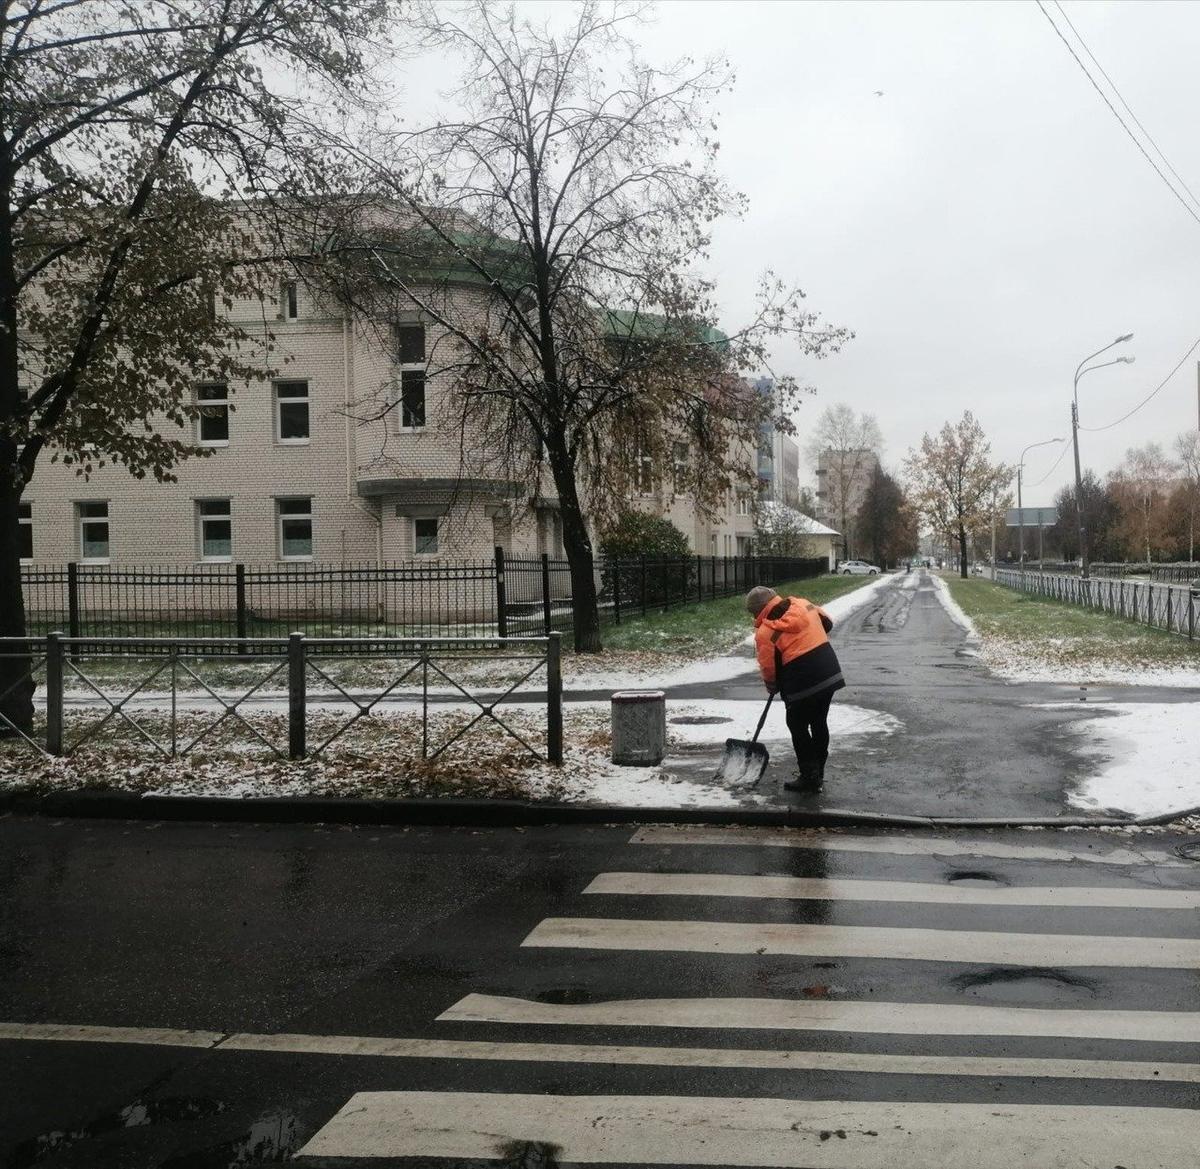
602, 574, 872, 657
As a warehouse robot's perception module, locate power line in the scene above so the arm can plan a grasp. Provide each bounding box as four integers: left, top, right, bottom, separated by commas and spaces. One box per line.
1052, 1, 1200, 219
1029, 439, 1070, 488
1079, 333, 1200, 432
1036, 0, 1200, 231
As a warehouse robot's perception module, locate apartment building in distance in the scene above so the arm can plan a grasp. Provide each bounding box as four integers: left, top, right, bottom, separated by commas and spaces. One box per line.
20, 264, 764, 567
815, 447, 879, 560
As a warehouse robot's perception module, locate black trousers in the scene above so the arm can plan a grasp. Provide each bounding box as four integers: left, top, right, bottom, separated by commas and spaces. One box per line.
785, 690, 834, 770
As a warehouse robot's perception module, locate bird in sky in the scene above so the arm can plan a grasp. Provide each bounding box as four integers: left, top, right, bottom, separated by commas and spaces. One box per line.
874, 90, 885, 97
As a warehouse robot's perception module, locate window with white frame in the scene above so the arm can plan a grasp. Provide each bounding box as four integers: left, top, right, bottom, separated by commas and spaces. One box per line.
634, 448, 655, 495
736, 491, 752, 516
197, 499, 232, 561
196, 383, 229, 445
18, 502, 31, 560
413, 517, 439, 555
77, 501, 109, 562
671, 442, 690, 494
274, 380, 309, 443
396, 324, 426, 430
277, 498, 312, 560
282, 280, 298, 320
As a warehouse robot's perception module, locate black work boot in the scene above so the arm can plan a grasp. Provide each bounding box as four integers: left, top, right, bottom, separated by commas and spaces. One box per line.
784, 766, 819, 793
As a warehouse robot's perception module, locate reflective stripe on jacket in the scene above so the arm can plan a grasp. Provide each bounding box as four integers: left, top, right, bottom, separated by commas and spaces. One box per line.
753, 594, 843, 700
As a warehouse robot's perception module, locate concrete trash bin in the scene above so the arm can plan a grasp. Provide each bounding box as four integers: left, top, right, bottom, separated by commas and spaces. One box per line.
611, 690, 666, 766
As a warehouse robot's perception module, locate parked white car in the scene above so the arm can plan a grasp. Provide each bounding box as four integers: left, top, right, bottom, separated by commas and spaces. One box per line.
839, 559, 881, 576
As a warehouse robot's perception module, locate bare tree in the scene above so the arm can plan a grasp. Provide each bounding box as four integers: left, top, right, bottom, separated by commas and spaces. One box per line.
334, 1, 850, 651
1108, 442, 1177, 563
805, 403, 881, 560
904, 412, 1011, 578
1175, 429, 1200, 561
0, 0, 391, 728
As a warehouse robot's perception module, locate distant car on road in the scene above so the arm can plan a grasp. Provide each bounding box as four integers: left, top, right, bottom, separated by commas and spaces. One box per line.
839, 559, 880, 576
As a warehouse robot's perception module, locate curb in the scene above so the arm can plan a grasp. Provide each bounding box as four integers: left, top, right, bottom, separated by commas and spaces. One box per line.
2, 789, 1198, 831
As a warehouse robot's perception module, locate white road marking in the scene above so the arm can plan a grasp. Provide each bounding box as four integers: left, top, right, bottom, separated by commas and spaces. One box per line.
0, 1021, 223, 1047
216, 1031, 1200, 1082
296, 1092, 1200, 1165
630, 826, 1185, 867
522, 916, 1200, 968
7, 1018, 1199, 1083
440, 992, 1200, 1044
585, 870, 1200, 909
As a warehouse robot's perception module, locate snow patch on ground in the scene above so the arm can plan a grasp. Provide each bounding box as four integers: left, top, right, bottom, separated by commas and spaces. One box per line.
982, 648, 1200, 689
662, 698, 901, 745
929, 573, 980, 639
1054, 701, 1200, 817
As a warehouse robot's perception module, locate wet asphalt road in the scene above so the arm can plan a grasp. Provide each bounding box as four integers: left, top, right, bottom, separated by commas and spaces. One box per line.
2, 815, 1200, 1167
660, 569, 1197, 818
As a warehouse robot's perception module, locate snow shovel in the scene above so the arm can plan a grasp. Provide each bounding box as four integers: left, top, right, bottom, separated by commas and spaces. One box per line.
715, 692, 775, 787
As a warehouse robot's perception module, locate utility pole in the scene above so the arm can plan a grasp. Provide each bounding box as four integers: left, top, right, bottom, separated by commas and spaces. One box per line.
1071, 397, 1087, 578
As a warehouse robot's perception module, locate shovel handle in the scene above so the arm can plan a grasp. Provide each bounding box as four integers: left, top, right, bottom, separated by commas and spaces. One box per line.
751, 692, 775, 744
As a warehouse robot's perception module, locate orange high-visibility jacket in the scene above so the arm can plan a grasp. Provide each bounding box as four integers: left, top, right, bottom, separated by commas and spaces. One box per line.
753, 594, 844, 701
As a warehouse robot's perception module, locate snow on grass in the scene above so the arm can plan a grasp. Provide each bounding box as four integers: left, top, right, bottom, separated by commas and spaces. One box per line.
0, 694, 899, 808
1049, 701, 1200, 817
929, 573, 979, 639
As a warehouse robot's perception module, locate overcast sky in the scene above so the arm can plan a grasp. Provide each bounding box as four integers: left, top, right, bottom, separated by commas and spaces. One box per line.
399, 1, 1200, 501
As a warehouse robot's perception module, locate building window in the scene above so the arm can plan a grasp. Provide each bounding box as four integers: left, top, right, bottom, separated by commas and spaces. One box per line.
197, 500, 232, 561
413, 517, 438, 556
282, 280, 298, 320
396, 324, 426, 430
671, 442, 690, 494
400, 370, 425, 429
277, 498, 312, 560
196, 383, 229, 445
77, 501, 109, 563
635, 448, 654, 495
18, 502, 31, 560
736, 491, 752, 517
274, 380, 309, 443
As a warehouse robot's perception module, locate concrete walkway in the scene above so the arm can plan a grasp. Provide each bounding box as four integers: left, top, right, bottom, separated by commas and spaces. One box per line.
648, 570, 1164, 818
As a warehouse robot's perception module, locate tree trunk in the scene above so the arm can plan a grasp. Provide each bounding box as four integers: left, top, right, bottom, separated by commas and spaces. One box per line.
958, 521, 968, 578
0, 441, 33, 732
548, 443, 601, 653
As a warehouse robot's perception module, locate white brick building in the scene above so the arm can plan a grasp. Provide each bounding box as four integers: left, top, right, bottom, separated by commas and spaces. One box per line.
21, 273, 759, 566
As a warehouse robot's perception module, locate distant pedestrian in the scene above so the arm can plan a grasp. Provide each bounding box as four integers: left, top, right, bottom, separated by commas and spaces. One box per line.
745, 585, 845, 792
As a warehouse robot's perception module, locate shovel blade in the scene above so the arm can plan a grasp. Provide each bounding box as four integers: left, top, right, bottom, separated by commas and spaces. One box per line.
715, 737, 770, 787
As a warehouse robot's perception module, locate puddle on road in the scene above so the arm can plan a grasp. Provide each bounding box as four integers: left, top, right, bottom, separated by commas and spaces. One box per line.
160, 1111, 299, 1167
10, 1098, 227, 1168
945, 869, 1009, 888
952, 966, 1099, 1003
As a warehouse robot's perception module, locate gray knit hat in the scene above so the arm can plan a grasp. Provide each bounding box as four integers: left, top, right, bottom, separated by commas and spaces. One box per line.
745, 585, 777, 616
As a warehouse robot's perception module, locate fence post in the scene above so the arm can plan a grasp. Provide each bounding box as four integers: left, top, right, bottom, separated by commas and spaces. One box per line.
640, 555, 647, 615
46, 632, 63, 756
546, 631, 563, 765
235, 563, 248, 654
67, 562, 80, 640
1190, 587, 1196, 641
612, 557, 621, 624
493, 546, 508, 639
540, 553, 552, 635
288, 632, 306, 760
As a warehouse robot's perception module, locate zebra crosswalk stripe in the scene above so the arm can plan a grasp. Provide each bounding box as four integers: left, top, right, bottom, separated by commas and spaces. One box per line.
522, 915, 1200, 968
629, 826, 1186, 867
296, 1092, 1200, 1165
584, 870, 1200, 908
439, 992, 1200, 1045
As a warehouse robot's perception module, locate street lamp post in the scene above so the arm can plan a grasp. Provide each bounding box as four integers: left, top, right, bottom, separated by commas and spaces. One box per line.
1072, 335, 1134, 580
1018, 437, 1064, 576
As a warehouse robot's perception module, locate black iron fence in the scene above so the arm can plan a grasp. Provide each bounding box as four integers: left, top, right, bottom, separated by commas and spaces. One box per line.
994, 568, 1200, 639
0, 633, 563, 763
1151, 563, 1200, 584
19, 553, 828, 648
1004, 561, 1200, 581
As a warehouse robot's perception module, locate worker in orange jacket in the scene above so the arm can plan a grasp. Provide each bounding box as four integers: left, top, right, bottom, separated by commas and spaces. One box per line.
746, 585, 845, 792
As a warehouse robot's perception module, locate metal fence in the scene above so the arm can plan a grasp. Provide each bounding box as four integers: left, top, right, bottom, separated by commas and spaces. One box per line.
0, 633, 563, 762
19, 554, 828, 648
1151, 563, 1200, 584
994, 568, 1200, 639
